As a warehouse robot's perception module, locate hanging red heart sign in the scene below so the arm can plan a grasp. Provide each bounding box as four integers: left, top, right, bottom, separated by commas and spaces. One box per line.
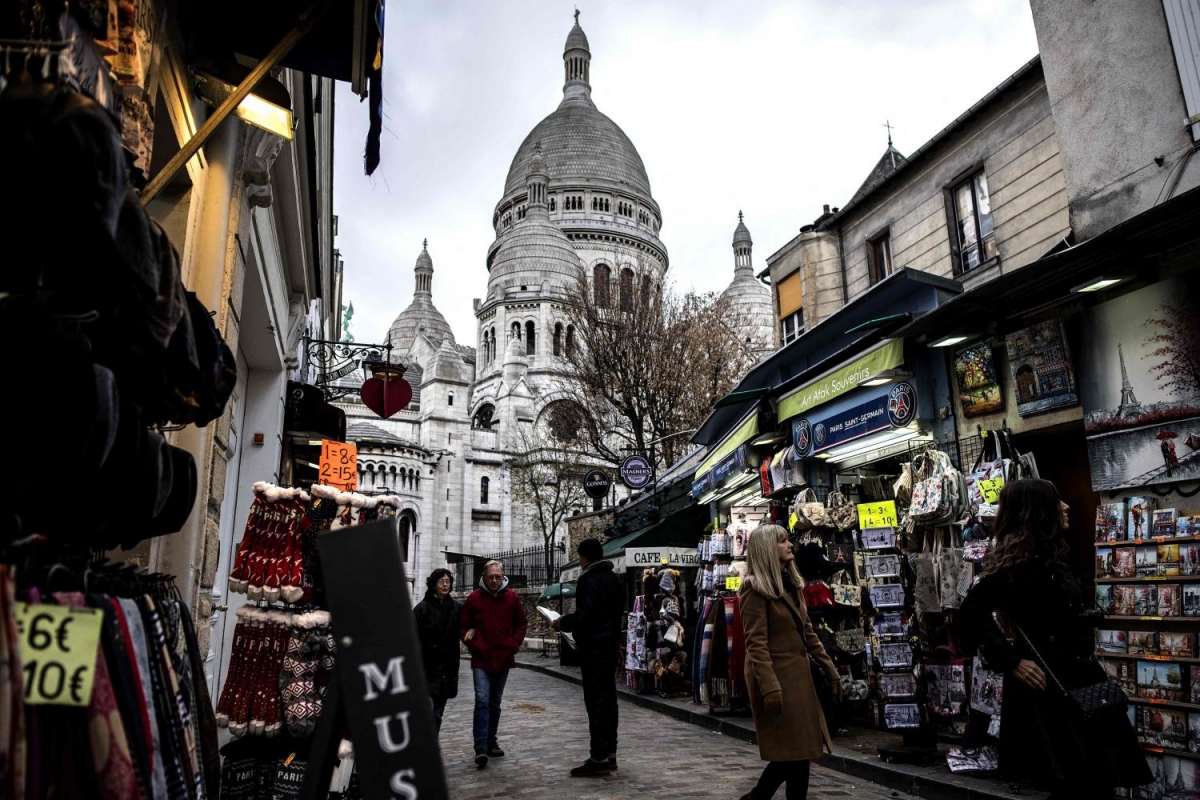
360, 376, 412, 420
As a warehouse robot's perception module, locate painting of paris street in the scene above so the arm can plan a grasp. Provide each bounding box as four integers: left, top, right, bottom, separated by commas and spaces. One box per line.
1080, 276, 1200, 491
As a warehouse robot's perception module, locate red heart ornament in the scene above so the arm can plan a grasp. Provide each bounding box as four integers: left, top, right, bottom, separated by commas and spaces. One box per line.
360, 376, 413, 420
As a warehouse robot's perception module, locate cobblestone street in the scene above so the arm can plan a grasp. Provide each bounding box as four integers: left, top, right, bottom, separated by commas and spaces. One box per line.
437, 664, 912, 800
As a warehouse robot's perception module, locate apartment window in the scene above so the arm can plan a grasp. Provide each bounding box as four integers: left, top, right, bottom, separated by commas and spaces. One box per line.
481, 476, 490, 505
781, 309, 805, 346
867, 230, 893, 285
951, 171, 996, 272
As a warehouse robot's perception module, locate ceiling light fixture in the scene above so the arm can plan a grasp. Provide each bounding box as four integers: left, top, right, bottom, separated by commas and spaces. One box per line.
930, 335, 969, 348
1070, 276, 1126, 293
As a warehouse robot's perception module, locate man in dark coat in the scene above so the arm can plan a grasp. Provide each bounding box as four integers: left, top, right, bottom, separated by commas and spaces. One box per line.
459, 560, 528, 767
413, 568, 462, 733
556, 538, 625, 776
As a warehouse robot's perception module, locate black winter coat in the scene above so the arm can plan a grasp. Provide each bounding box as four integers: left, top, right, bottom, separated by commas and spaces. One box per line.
559, 560, 624, 652
414, 591, 463, 699
959, 556, 1150, 790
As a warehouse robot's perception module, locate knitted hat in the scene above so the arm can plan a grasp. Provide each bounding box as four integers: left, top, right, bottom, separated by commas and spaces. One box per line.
658, 569, 676, 594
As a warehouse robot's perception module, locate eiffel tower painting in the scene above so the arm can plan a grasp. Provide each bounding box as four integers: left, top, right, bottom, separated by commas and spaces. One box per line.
1116, 343, 1142, 420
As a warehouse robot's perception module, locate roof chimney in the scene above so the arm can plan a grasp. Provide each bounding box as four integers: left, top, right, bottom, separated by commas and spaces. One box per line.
822, 204, 830, 214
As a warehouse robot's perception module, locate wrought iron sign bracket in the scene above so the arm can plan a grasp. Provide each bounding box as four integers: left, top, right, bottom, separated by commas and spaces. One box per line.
305, 337, 397, 401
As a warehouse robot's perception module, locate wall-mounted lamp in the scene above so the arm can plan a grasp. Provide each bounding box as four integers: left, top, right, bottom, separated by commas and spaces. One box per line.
194, 65, 294, 140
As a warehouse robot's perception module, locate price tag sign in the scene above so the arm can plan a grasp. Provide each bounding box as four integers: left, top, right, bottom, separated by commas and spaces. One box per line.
15, 604, 103, 706
320, 440, 358, 491
725, 576, 742, 591
979, 478, 1005, 504
857, 501, 898, 531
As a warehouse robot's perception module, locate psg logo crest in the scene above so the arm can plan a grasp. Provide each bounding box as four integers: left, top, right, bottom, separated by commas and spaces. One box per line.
887, 382, 917, 427
792, 418, 812, 457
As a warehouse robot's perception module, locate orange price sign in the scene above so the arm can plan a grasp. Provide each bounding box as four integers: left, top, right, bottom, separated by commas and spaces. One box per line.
320, 440, 358, 491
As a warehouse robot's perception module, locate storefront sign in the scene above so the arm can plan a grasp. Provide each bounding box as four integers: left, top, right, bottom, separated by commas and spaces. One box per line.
978, 478, 1005, 503
691, 471, 715, 499
583, 469, 613, 499
312, 519, 447, 800
693, 445, 750, 498
792, 382, 917, 457
625, 547, 699, 568
620, 455, 655, 489
16, 604, 103, 706
858, 501, 899, 530
777, 339, 905, 422
320, 440, 358, 491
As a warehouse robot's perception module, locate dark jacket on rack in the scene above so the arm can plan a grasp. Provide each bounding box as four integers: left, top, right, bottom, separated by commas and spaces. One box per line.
459, 576, 528, 673
960, 556, 1151, 789
558, 560, 624, 652
414, 590, 463, 699
739, 577, 838, 762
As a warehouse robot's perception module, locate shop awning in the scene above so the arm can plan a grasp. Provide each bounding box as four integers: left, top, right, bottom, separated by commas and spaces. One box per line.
776, 338, 905, 423
560, 504, 708, 581
695, 412, 759, 479
694, 268, 960, 448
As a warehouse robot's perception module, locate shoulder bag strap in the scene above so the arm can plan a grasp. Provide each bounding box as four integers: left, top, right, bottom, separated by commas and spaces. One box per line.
1011, 622, 1069, 696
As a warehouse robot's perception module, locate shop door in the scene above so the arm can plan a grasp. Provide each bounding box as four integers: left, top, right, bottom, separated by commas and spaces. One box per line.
206, 347, 249, 699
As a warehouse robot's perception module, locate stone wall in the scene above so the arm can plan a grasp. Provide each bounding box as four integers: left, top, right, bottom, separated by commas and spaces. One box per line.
565, 509, 608, 563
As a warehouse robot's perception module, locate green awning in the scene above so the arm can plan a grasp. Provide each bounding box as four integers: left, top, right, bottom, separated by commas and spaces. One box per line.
695, 412, 759, 480
561, 505, 708, 575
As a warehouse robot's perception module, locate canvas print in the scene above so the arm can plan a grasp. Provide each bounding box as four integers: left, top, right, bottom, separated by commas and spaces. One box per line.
1097, 502, 1128, 542
1101, 657, 1138, 696
883, 703, 921, 730
1138, 546, 1160, 577
1185, 584, 1200, 617
1180, 516, 1200, 538
1138, 705, 1188, 751
1130, 497, 1158, 540
1097, 629, 1128, 653
1115, 585, 1138, 617
1129, 630, 1158, 655
1080, 276, 1200, 492
880, 673, 918, 699
1134, 585, 1158, 617
1115, 547, 1137, 578
1191, 670, 1200, 706
1191, 713, 1200, 753
1097, 547, 1116, 578
1157, 756, 1200, 798
1155, 509, 1179, 538
954, 343, 1003, 418
1161, 632, 1196, 658
1160, 544, 1182, 576
1005, 319, 1080, 417
1097, 584, 1116, 615
1182, 543, 1200, 576
1139, 659, 1185, 701
1160, 583, 1183, 617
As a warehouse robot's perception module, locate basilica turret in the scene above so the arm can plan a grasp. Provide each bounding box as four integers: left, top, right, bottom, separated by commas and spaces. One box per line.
386, 240, 456, 356
720, 211, 775, 356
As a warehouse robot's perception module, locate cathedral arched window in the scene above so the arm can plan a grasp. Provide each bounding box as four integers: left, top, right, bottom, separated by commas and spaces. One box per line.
480, 476, 490, 505
641, 275, 652, 308
620, 268, 634, 312
566, 324, 576, 355
525, 321, 536, 356
594, 263, 611, 306
490, 327, 497, 362
474, 403, 495, 430
550, 197, 556, 211
511, 321, 521, 341
553, 323, 563, 356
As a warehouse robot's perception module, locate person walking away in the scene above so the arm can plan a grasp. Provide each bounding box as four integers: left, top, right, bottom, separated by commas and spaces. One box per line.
413, 568, 462, 733
555, 538, 624, 777
959, 479, 1150, 798
459, 560, 528, 768
738, 524, 841, 800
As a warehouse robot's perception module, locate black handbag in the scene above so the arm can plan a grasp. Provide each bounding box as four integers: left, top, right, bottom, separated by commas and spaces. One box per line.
1015, 624, 1127, 721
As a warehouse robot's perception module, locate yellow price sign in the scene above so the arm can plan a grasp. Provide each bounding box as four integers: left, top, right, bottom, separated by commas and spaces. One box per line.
15, 603, 103, 706
979, 478, 1005, 504
857, 501, 898, 531
725, 576, 742, 591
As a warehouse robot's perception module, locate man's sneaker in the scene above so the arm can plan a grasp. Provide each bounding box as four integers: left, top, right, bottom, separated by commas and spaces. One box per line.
475, 752, 488, 769
570, 758, 614, 777
487, 745, 505, 758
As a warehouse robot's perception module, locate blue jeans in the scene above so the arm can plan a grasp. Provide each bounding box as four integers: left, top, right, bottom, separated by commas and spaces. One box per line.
431, 695, 448, 733
472, 668, 510, 753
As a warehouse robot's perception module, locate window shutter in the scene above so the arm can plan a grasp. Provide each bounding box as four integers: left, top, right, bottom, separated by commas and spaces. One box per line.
1165, 0, 1200, 141
777, 272, 803, 319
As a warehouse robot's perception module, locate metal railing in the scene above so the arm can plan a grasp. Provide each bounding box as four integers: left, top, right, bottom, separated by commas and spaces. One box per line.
450, 544, 565, 590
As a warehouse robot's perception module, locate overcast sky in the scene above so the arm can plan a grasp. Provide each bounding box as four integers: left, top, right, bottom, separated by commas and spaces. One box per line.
332, 0, 1039, 349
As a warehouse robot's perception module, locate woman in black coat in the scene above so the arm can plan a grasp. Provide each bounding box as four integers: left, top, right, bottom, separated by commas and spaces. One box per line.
960, 479, 1150, 798
413, 568, 463, 732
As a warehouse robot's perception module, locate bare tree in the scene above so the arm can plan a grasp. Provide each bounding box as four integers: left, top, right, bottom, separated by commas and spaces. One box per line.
561, 256, 759, 469
507, 410, 592, 577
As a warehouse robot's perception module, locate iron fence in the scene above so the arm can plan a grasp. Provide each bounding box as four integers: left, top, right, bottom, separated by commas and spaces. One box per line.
450, 544, 565, 590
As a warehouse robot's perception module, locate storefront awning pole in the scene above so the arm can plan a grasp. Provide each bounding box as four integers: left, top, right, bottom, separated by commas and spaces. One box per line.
140, 0, 338, 204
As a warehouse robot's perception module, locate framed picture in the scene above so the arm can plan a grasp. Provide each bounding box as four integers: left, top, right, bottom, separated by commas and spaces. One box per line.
954, 343, 1003, 418
883, 703, 922, 730
880, 673, 918, 699
1096, 547, 1115, 578
1159, 583, 1182, 617
1005, 319, 1079, 418
873, 613, 906, 637
870, 583, 906, 609
1136, 546, 1158, 577
1114, 548, 1136, 578
1158, 543, 1181, 577
1133, 585, 1157, 617
1096, 502, 1128, 542
1128, 630, 1158, 656
1138, 659, 1185, 701
1137, 705, 1188, 751
862, 527, 896, 550
1182, 543, 1200, 576
1079, 276, 1200, 492
1097, 629, 1128, 654
1114, 585, 1137, 617
865, 554, 901, 579
879, 642, 914, 668
1160, 632, 1195, 658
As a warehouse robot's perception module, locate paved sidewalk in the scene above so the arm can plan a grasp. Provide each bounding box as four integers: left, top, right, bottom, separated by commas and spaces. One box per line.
438, 662, 916, 800
513, 654, 1049, 800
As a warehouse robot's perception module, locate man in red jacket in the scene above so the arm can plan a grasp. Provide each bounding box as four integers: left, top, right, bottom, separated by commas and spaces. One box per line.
459, 560, 528, 768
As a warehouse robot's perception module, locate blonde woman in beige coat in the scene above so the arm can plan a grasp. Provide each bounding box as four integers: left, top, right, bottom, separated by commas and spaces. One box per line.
738, 524, 841, 800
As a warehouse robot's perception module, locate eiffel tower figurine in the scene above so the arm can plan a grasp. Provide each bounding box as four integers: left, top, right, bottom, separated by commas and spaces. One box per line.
1116, 343, 1142, 420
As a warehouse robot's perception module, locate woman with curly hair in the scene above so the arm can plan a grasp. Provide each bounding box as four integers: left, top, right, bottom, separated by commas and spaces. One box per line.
960, 479, 1149, 798
413, 568, 463, 732
737, 524, 841, 800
